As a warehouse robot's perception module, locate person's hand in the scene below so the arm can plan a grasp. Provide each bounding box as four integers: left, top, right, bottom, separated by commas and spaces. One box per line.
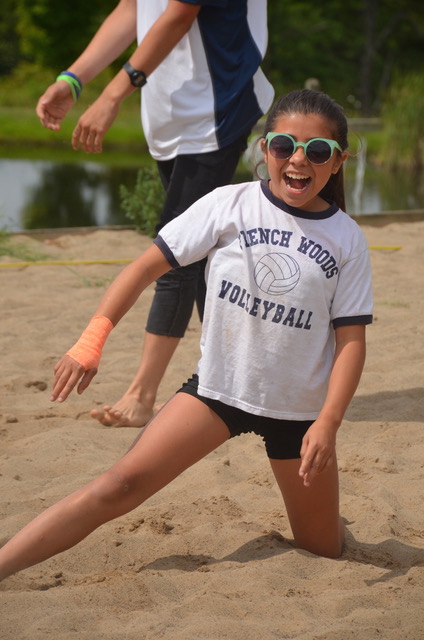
50, 355, 97, 403
71, 95, 120, 153
36, 82, 75, 131
298, 418, 337, 487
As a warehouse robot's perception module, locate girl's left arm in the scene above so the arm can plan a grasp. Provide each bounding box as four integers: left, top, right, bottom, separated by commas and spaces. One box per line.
299, 324, 366, 486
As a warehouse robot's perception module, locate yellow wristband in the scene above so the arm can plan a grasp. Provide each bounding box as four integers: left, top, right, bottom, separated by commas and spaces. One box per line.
66, 316, 113, 370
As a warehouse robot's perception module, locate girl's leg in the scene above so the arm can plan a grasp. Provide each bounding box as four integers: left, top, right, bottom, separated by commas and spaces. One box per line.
269, 456, 344, 559
0, 394, 230, 581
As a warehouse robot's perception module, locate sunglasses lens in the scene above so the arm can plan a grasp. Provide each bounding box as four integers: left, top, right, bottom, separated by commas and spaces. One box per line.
306, 140, 332, 164
268, 135, 294, 160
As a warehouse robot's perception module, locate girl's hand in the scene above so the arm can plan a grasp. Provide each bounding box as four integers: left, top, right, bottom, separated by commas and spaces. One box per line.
298, 418, 338, 487
50, 355, 97, 403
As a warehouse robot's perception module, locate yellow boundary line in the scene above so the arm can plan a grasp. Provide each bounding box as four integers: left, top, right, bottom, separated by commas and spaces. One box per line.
0, 246, 402, 268
369, 246, 401, 250
0, 258, 134, 268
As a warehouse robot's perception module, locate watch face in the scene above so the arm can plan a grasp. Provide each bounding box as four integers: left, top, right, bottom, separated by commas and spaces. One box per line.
123, 62, 147, 88
132, 71, 147, 88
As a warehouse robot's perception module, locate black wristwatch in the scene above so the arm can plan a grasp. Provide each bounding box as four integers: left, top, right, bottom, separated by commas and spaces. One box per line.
123, 61, 147, 88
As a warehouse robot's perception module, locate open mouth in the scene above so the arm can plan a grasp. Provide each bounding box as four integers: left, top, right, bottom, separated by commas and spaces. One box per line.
284, 172, 311, 192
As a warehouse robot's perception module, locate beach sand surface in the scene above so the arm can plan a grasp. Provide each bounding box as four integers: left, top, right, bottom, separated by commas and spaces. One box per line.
1, 223, 423, 639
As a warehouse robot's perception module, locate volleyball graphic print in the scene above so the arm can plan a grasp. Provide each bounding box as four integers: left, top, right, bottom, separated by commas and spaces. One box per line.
254, 253, 301, 295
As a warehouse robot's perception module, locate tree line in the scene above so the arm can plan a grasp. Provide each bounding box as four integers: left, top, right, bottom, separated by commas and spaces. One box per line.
1, 0, 423, 116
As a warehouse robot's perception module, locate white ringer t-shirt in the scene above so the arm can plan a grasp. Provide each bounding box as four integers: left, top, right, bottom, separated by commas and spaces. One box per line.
155, 180, 373, 420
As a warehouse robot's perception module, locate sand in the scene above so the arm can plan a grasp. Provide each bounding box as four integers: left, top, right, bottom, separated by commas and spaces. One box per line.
0, 222, 423, 640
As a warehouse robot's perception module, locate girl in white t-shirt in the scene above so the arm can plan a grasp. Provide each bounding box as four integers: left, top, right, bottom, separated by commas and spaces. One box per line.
0, 90, 372, 581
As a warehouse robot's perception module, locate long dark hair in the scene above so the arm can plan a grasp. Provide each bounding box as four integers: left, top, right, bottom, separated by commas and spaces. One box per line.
263, 89, 349, 211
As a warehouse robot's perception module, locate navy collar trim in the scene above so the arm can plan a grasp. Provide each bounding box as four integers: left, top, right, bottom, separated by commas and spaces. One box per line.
260, 180, 339, 220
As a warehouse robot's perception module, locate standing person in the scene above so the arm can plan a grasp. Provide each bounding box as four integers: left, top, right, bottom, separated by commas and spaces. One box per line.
0, 89, 373, 581
36, 0, 274, 428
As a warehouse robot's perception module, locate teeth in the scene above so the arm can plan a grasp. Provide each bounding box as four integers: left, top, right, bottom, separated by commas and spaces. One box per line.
285, 172, 309, 180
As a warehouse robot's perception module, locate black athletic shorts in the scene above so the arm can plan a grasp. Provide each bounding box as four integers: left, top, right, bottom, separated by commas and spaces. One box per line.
177, 374, 313, 460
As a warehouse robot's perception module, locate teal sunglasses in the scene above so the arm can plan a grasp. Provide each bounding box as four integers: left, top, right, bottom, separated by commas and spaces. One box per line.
265, 132, 343, 165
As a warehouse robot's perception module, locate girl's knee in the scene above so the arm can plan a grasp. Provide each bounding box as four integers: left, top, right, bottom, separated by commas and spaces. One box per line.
89, 468, 139, 510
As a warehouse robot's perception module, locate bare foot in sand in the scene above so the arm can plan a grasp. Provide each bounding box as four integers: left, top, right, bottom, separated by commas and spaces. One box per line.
90, 395, 154, 428
90, 334, 181, 428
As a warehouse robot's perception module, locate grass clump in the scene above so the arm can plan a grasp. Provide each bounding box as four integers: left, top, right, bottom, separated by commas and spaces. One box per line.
379, 73, 424, 172
120, 166, 164, 237
0, 229, 51, 261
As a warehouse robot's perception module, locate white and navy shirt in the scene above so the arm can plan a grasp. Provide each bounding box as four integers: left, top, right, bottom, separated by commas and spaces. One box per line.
155, 181, 373, 420
137, 0, 274, 160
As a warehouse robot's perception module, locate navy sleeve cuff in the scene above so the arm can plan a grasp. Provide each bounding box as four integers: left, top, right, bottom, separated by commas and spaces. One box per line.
154, 235, 181, 269
333, 315, 373, 328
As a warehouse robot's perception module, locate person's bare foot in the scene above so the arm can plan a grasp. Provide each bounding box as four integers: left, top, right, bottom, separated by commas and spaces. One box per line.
90, 395, 154, 428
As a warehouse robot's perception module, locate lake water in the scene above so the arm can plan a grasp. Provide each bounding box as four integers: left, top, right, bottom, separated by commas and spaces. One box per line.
1, 154, 423, 233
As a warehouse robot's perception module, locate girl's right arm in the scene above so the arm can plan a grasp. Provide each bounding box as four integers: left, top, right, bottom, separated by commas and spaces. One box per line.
50, 244, 171, 403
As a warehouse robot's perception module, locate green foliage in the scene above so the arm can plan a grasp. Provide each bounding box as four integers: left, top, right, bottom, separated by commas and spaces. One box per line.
1, 0, 424, 120
380, 72, 424, 171
0, 0, 21, 74
265, 0, 424, 114
265, 1, 359, 99
119, 166, 164, 237
0, 62, 59, 106
15, 0, 118, 69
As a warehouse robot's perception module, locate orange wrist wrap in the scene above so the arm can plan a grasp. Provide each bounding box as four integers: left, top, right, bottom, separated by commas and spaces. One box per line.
66, 316, 113, 370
